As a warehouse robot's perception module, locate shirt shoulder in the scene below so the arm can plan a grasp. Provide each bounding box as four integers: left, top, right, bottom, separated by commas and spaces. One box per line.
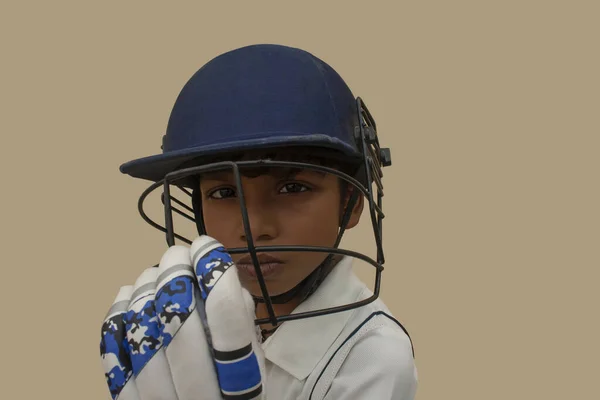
325, 321, 418, 400
305, 300, 418, 400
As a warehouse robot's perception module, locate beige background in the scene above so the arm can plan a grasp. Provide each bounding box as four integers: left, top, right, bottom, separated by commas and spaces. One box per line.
1, 1, 598, 399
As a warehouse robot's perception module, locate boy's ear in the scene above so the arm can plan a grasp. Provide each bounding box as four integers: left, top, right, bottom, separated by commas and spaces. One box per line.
342, 187, 364, 230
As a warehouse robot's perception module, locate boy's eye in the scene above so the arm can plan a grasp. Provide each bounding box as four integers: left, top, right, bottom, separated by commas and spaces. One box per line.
279, 182, 309, 194
208, 187, 236, 199
207, 183, 310, 199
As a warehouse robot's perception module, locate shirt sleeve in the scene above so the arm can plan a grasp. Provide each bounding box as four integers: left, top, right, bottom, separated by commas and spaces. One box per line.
322, 324, 418, 400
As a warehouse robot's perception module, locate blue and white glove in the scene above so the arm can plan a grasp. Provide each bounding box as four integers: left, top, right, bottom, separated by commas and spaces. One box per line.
100, 235, 265, 400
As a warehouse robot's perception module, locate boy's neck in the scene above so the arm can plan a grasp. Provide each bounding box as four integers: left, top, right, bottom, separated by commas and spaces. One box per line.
255, 297, 302, 340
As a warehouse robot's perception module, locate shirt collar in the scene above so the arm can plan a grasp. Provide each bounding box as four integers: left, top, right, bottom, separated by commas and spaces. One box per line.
261, 256, 367, 381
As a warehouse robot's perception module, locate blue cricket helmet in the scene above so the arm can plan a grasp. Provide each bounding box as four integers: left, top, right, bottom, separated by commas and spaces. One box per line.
120, 44, 363, 182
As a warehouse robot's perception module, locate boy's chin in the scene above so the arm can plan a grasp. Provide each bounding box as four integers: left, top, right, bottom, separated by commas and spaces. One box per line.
242, 281, 306, 300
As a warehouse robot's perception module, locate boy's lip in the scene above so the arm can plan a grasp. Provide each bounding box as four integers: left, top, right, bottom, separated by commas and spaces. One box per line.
237, 253, 284, 265
236, 253, 285, 278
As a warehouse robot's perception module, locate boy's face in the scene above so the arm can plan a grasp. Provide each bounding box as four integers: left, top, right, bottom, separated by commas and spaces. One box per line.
199, 164, 363, 297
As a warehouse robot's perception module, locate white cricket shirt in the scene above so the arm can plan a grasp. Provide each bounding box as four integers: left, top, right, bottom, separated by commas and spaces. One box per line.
260, 256, 418, 400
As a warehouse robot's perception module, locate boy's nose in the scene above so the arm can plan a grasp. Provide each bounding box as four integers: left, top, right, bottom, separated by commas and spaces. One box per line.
239, 204, 278, 243
237, 191, 279, 244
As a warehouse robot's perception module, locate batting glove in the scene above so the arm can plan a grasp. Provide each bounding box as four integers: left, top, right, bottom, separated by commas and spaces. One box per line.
100, 235, 265, 400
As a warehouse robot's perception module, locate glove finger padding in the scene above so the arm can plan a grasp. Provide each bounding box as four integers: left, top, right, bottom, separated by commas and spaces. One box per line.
155, 245, 222, 400
125, 267, 178, 400
192, 236, 265, 400
241, 287, 267, 384
100, 285, 141, 400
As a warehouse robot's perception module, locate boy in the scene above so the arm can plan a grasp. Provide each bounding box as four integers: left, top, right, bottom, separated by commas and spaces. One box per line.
100, 44, 418, 400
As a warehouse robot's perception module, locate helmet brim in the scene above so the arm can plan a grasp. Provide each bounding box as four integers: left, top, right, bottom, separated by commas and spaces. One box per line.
120, 133, 361, 182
